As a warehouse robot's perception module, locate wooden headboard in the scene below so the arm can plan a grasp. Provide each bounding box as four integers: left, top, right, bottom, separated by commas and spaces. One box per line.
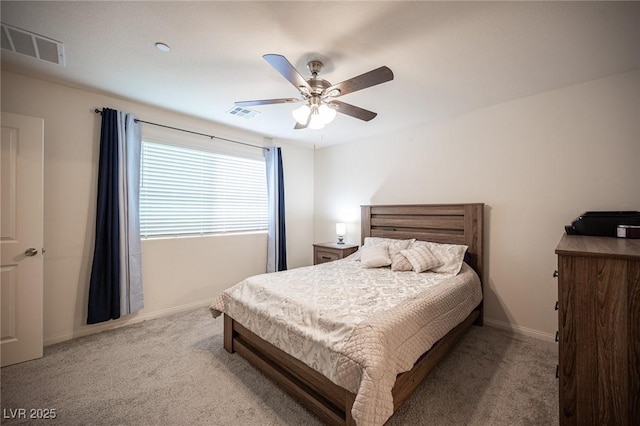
360, 204, 484, 282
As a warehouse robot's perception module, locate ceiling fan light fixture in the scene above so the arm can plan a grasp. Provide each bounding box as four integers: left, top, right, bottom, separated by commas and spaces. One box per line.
293, 101, 336, 129
308, 109, 326, 130
292, 104, 311, 124
318, 104, 336, 124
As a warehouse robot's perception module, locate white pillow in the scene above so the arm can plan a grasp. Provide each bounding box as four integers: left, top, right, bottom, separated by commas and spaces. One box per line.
415, 241, 468, 275
360, 245, 392, 268
401, 244, 443, 273
389, 239, 415, 271
352, 237, 408, 261
363, 237, 405, 247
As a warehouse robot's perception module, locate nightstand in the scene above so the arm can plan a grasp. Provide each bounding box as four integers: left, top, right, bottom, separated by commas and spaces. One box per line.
313, 242, 359, 265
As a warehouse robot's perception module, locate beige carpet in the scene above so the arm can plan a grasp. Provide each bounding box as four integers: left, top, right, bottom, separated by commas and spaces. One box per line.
1, 307, 558, 425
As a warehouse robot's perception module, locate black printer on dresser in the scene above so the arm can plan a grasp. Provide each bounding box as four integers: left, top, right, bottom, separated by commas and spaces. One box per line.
565, 211, 640, 238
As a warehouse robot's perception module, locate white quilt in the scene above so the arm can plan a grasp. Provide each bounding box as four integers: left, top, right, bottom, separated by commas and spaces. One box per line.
209, 258, 482, 426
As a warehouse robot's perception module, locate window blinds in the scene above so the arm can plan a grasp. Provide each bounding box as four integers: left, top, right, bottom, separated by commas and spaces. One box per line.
140, 141, 268, 237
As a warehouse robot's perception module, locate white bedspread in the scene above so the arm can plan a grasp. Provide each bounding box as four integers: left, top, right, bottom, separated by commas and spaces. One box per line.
209, 258, 482, 426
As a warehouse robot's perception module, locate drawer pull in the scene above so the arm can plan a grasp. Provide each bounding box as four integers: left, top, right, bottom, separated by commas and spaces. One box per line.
553, 270, 559, 278
322, 256, 332, 260
555, 331, 559, 342
555, 301, 559, 311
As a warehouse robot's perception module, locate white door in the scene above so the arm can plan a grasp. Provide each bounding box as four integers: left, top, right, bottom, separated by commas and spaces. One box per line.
1, 112, 44, 367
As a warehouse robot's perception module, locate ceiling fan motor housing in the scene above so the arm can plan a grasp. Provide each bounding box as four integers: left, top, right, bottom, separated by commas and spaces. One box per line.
302, 60, 331, 98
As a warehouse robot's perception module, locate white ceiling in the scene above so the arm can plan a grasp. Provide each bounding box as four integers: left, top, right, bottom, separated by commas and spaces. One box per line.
2, 1, 639, 147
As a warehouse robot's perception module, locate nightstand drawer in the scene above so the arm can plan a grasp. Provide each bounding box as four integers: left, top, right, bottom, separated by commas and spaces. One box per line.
316, 250, 339, 264
312, 243, 359, 265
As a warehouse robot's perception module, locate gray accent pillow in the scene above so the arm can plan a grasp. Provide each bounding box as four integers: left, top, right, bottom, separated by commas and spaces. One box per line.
401, 244, 443, 273
389, 239, 415, 271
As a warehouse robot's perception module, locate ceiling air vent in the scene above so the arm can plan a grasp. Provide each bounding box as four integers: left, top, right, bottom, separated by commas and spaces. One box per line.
1, 23, 65, 66
227, 106, 260, 119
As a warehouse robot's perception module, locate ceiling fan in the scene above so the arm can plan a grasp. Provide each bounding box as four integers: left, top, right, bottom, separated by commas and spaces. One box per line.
235, 54, 394, 130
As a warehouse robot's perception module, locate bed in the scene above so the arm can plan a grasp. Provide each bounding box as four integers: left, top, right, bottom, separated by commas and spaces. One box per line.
210, 203, 484, 425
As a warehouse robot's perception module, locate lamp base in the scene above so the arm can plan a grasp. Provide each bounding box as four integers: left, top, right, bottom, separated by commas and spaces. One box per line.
337, 236, 344, 245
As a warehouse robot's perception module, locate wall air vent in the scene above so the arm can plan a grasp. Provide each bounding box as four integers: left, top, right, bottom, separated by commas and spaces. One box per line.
227, 106, 260, 119
1, 23, 65, 66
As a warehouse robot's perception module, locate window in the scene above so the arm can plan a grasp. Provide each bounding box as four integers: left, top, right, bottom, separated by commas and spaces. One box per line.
140, 141, 268, 237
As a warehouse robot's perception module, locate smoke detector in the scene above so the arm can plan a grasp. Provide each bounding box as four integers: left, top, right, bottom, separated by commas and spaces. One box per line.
1, 23, 65, 66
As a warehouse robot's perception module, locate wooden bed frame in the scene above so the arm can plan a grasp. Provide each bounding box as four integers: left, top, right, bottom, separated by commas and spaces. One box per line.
223, 203, 484, 425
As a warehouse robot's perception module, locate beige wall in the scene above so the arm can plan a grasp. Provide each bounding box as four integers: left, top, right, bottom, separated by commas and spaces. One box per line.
1, 71, 314, 344
314, 69, 640, 340
4, 67, 638, 345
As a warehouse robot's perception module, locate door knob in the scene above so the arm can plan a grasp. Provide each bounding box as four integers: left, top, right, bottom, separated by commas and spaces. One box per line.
24, 248, 38, 257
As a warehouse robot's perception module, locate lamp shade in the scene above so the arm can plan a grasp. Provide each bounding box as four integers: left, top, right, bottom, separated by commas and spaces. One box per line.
292, 101, 336, 129
318, 104, 336, 124
292, 104, 311, 124
308, 109, 325, 129
336, 223, 346, 236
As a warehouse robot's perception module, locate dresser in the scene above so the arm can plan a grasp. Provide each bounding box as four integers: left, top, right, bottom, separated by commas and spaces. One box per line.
313, 242, 358, 265
555, 234, 640, 426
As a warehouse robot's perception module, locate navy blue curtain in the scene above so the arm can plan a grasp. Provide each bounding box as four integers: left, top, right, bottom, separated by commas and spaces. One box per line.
275, 148, 287, 271
87, 108, 121, 324
266, 147, 287, 272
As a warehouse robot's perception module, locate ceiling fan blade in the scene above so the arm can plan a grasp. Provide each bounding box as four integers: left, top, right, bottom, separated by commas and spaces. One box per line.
263, 54, 311, 92
331, 100, 377, 121
235, 98, 300, 107
324, 66, 394, 98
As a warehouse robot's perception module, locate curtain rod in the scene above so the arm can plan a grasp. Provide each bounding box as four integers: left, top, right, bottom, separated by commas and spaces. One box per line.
93, 109, 267, 151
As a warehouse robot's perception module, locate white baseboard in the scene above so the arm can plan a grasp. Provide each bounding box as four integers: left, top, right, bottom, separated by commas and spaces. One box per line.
484, 317, 556, 343
43, 299, 212, 346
